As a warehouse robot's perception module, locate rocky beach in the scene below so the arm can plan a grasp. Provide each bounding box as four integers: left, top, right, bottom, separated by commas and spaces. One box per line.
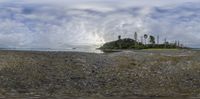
0, 50, 200, 98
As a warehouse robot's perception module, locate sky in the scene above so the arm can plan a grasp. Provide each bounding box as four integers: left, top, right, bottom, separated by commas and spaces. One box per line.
0, 0, 200, 49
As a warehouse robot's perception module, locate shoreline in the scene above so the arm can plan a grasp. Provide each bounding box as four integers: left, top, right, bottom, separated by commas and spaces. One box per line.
0, 50, 200, 98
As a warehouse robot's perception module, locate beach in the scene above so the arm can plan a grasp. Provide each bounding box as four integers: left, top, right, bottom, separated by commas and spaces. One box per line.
0, 49, 200, 98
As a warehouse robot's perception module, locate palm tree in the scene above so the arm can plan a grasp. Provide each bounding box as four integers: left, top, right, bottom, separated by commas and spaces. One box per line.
118, 35, 122, 49
144, 34, 148, 45
149, 35, 155, 44
118, 35, 121, 40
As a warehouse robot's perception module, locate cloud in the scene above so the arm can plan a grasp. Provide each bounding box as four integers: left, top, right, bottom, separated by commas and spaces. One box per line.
4, 0, 200, 12
146, 3, 200, 47
0, 1, 200, 49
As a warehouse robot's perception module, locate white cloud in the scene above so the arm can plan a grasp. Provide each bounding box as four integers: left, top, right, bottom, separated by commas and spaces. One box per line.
6, 0, 200, 12
0, 0, 200, 49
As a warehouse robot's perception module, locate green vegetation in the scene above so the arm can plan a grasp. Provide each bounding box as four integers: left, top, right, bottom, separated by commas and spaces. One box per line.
100, 33, 186, 50
99, 38, 144, 49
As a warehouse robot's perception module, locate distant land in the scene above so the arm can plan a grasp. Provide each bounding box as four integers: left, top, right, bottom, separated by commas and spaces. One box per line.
99, 33, 189, 52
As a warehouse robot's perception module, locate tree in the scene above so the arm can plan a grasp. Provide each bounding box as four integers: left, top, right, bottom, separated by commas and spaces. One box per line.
175, 40, 177, 48
134, 32, 138, 41
164, 38, 167, 48
149, 35, 155, 44
177, 40, 180, 47
157, 35, 159, 44
134, 32, 138, 48
144, 34, 148, 45
118, 35, 121, 40
118, 35, 122, 49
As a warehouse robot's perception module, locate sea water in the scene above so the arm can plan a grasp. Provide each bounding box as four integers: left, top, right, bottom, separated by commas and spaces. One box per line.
0, 44, 103, 53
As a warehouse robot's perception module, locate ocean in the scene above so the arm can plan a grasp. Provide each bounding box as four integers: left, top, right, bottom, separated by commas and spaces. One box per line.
0, 45, 103, 53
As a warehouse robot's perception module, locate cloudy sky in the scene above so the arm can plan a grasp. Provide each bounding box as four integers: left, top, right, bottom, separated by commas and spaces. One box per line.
0, 0, 200, 49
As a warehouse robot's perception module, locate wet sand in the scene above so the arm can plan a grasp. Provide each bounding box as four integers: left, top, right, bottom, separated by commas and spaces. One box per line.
0, 49, 200, 98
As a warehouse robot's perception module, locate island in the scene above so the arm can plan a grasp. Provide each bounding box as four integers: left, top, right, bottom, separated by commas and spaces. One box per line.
99, 33, 187, 52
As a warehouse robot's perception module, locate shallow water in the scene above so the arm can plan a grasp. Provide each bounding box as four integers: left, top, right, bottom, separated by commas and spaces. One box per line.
0, 44, 103, 53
